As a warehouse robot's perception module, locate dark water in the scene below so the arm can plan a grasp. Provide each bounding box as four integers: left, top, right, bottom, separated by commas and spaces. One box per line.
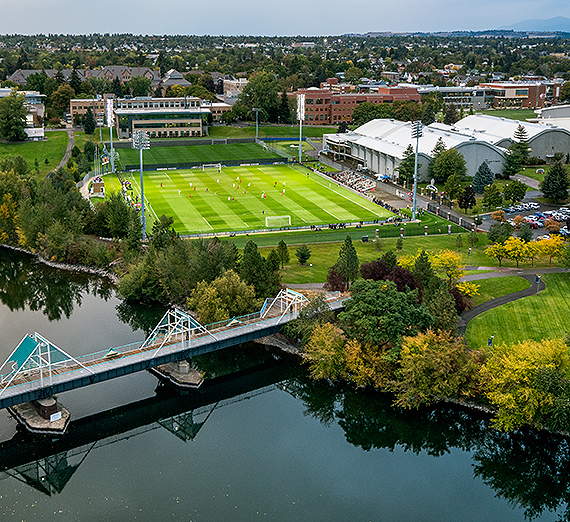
0, 247, 567, 521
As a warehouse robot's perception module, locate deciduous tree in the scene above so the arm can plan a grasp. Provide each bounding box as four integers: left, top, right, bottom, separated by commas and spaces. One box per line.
0, 91, 27, 141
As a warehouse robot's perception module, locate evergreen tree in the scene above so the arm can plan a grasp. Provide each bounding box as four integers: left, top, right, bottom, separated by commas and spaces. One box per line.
396, 144, 418, 185
69, 68, 82, 93
112, 76, 123, 98
295, 244, 311, 264
0, 91, 27, 142
421, 100, 436, 125
413, 249, 435, 290
472, 161, 495, 194
518, 223, 533, 243
443, 102, 459, 125
458, 185, 476, 212
84, 107, 96, 135
278, 91, 290, 124
337, 121, 349, 133
239, 240, 280, 298
276, 239, 290, 269
540, 162, 570, 203
337, 236, 359, 289
482, 183, 503, 209
443, 172, 462, 201
78, 155, 91, 174
428, 137, 446, 180
512, 124, 530, 163
382, 250, 398, 269
502, 147, 523, 180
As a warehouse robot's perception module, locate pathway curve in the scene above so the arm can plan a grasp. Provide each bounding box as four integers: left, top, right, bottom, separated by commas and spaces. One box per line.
54, 127, 75, 172
458, 267, 568, 336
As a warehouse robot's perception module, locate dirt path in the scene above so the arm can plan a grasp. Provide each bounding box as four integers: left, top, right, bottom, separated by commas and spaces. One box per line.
55, 127, 74, 171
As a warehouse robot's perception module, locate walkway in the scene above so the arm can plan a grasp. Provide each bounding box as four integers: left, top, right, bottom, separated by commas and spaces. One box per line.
457, 267, 568, 336
54, 127, 74, 172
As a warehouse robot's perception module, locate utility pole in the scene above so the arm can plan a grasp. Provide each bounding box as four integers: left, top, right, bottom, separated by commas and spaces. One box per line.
132, 130, 150, 240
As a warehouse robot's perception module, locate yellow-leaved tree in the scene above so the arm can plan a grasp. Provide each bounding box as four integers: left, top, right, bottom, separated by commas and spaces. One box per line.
481, 338, 570, 431
503, 236, 527, 268
538, 236, 566, 265
485, 242, 507, 267
431, 250, 465, 287
304, 322, 346, 381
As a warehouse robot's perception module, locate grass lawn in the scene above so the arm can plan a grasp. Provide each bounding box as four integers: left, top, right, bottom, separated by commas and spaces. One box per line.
465, 273, 570, 349
521, 166, 547, 183
471, 276, 531, 306
268, 140, 314, 155
74, 128, 117, 151
104, 164, 393, 235
116, 143, 282, 169
208, 125, 336, 139
263, 233, 492, 285
0, 131, 68, 177
481, 109, 537, 121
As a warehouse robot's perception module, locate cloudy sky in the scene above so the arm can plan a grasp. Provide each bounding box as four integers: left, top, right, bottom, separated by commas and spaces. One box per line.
0, 0, 568, 35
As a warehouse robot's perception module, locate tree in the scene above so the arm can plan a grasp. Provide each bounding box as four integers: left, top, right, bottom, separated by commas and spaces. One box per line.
337, 236, 359, 289
69, 68, 82, 93
502, 147, 523, 180
472, 162, 495, 194
337, 121, 349, 133
295, 244, 311, 265
421, 99, 436, 125
84, 107, 95, 135
304, 323, 346, 381
538, 235, 566, 265
481, 338, 570, 431
468, 230, 480, 248
518, 223, 533, 243
503, 236, 527, 267
485, 242, 507, 266
561, 81, 570, 103
392, 100, 421, 121
487, 222, 513, 245
396, 144, 417, 185
112, 76, 123, 98
392, 330, 479, 408
187, 270, 257, 325
77, 155, 91, 174
482, 183, 503, 210
276, 239, 290, 269
430, 148, 466, 183
540, 162, 569, 203
443, 102, 459, 125
352, 101, 381, 125
126, 75, 152, 97
428, 137, 446, 180
443, 172, 462, 202
431, 250, 465, 288
282, 294, 334, 346
456, 234, 463, 251
338, 279, 433, 356
458, 185, 476, 212
324, 263, 347, 292
0, 91, 27, 142
235, 71, 280, 123
50, 84, 75, 113
239, 240, 280, 298
512, 124, 530, 163
503, 179, 527, 203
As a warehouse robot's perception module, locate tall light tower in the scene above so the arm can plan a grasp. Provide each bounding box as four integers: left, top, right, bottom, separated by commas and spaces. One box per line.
411, 120, 423, 221
106, 98, 115, 173
132, 130, 150, 240
252, 108, 261, 141
296, 93, 305, 164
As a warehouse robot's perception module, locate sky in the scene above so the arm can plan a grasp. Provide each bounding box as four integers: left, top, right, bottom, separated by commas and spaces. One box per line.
0, 0, 568, 36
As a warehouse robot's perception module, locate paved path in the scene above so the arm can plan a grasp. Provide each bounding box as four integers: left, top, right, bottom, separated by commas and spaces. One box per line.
458, 267, 568, 336
54, 127, 74, 172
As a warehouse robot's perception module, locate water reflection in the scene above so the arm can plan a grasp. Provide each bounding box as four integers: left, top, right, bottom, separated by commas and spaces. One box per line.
290, 375, 570, 521
0, 247, 112, 321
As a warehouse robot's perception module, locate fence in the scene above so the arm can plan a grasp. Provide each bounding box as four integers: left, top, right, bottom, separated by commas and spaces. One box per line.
122, 158, 290, 172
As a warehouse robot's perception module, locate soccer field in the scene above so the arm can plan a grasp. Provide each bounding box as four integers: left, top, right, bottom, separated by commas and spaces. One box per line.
116, 143, 282, 168
104, 164, 393, 235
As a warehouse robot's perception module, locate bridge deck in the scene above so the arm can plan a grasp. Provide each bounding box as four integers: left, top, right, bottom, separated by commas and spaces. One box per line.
0, 293, 348, 409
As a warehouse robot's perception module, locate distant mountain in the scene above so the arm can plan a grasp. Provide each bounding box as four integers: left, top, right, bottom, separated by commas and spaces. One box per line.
500, 16, 570, 32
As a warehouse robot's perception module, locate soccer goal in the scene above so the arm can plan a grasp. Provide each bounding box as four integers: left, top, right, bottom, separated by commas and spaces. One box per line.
265, 215, 291, 228
211, 139, 227, 145
202, 163, 222, 171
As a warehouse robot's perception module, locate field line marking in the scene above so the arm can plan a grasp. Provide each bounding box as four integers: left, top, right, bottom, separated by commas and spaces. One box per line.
202, 217, 213, 229
310, 174, 381, 214
127, 172, 159, 221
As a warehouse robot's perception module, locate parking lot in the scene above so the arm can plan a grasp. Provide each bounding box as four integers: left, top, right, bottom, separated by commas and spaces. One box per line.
499, 201, 570, 239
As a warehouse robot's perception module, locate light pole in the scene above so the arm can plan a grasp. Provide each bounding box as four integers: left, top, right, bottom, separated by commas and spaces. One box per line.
536, 274, 541, 295
252, 108, 261, 141
296, 93, 305, 164
411, 121, 423, 221
310, 263, 313, 284
132, 130, 150, 240
468, 247, 472, 262
106, 98, 115, 173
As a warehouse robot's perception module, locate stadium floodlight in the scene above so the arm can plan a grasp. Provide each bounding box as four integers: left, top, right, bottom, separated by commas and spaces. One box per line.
132, 130, 150, 240
410, 121, 423, 221
252, 108, 261, 141
106, 98, 115, 173
296, 94, 305, 164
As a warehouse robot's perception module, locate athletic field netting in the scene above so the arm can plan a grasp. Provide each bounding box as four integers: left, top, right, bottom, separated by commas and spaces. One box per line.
104, 164, 392, 235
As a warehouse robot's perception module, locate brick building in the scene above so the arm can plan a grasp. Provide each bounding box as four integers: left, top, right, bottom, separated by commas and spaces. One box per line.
293, 80, 420, 125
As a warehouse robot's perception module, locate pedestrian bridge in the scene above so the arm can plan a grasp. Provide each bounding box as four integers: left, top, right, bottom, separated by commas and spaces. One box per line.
0, 289, 348, 409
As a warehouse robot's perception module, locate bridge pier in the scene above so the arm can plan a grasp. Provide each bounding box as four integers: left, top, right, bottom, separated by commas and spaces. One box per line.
149, 360, 204, 393
8, 397, 70, 436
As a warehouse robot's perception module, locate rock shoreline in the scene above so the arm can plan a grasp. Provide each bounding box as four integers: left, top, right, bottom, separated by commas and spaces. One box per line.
0, 243, 119, 284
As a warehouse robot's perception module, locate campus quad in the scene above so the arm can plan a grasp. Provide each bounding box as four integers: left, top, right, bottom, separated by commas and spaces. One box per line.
103, 164, 392, 234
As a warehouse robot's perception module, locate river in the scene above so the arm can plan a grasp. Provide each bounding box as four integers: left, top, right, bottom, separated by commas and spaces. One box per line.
0, 246, 567, 521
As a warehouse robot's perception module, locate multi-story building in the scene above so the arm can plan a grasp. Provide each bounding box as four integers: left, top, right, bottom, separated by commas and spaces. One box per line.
0, 88, 46, 139
113, 96, 208, 139
293, 82, 420, 125
479, 82, 551, 109
70, 94, 115, 125
417, 85, 489, 110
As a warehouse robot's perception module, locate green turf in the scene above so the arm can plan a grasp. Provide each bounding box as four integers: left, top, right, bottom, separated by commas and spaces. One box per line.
481, 109, 537, 121
104, 164, 393, 234
208, 125, 336, 139
465, 273, 570, 349
0, 131, 68, 177
471, 276, 531, 306
116, 143, 282, 168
